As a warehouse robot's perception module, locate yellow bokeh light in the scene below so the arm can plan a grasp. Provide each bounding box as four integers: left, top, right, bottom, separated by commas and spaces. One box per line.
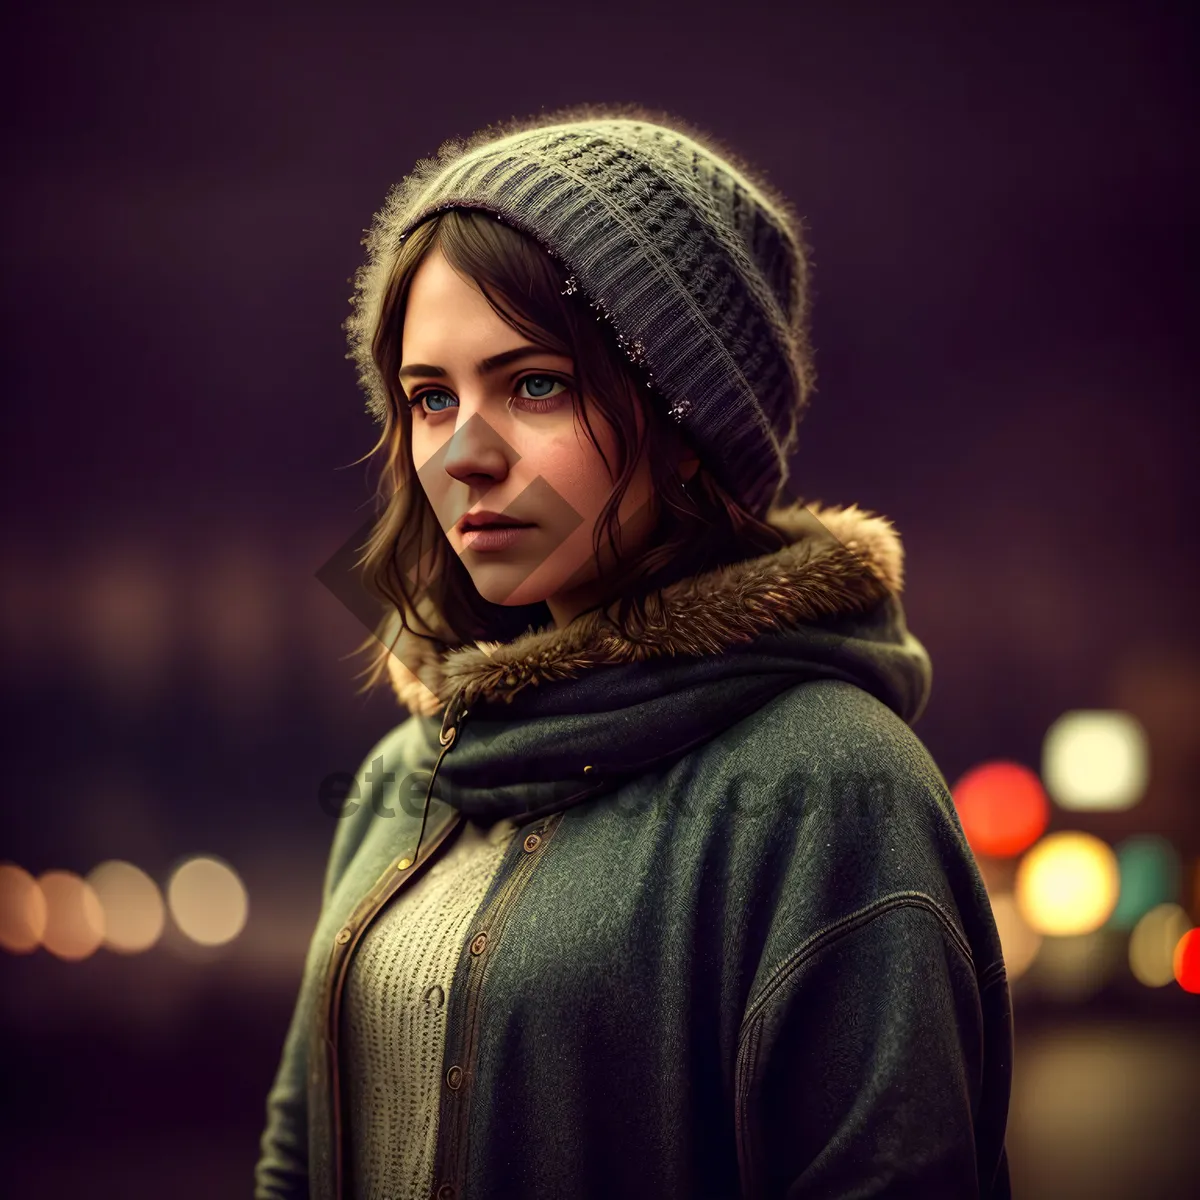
987, 892, 1043, 981
1015, 831, 1120, 936
86, 860, 165, 954
1042, 709, 1148, 812
37, 870, 105, 960
1129, 902, 1193, 988
0, 863, 48, 954
166, 855, 248, 946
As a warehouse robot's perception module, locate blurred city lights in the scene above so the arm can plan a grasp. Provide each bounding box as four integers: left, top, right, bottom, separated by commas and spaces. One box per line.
1015, 831, 1120, 936
1174, 928, 1200, 994
76, 543, 174, 704
1107, 834, 1182, 931
1026, 930, 1115, 1001
1041, 709, 1148, 812
86, 860, 165, 954
1129, 902, 1193, 987
36, 870, 105, 960
166, 855, 248, 946
951, 760, 1050, 858
987, 892, 1042, 981
0, 862, 48, 954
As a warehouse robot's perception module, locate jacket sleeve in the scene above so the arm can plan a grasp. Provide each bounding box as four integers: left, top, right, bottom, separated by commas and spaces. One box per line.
253, 933, 320, 1199
253, 827, 356, 1200
737, 896, 1012, 1200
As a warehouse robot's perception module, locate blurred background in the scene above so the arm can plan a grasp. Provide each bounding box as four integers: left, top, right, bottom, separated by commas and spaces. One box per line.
1, 2, 1196, 1197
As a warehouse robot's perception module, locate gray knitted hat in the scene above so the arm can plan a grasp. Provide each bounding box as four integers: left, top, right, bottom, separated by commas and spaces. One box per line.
343, 102, 816, 517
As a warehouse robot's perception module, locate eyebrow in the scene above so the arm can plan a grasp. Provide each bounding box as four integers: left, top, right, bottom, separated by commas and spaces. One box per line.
398, 345, 571, 383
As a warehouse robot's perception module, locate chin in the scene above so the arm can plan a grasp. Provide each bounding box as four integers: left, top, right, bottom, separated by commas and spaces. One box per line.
465, 569, 553, 610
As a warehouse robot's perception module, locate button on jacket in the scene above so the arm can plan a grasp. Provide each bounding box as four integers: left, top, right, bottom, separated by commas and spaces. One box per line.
254, 500, 1014, 1200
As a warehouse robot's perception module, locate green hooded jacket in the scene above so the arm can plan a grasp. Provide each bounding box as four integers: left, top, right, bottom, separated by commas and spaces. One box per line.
254, 500, 1013, 1199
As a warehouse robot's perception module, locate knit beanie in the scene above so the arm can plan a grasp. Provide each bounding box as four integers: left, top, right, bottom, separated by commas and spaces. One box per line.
343, 102, 816, 518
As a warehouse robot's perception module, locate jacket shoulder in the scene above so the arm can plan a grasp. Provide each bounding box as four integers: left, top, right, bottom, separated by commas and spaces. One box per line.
770, 676, 948, 794
724, 678, 1004, 991
713, 677, 957, 843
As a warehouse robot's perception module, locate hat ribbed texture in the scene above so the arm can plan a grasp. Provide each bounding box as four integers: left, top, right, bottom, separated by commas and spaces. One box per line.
344, 103, 816, 516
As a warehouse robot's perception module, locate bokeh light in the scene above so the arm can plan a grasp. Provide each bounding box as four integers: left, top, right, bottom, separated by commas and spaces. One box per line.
1015, 831, 1120, 936
37, 870, 105, 960
1173, 928, 1200, 994
1129, 902, 1193, 987
86, 860, 165, 954
1107, 834, 1182, 930
1041, 709, 1148, 811
951, 760, 1050, 858
0, 863, 48, 953
166, 855, 248, 946
1026, 930, 1117, 1001
987, 892, 1043, 981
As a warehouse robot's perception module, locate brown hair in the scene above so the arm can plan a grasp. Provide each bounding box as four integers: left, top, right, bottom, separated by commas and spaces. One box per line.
347, 208, 792, 697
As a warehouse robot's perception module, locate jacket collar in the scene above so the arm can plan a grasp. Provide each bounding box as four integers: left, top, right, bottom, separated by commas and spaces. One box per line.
386, 500, 907, 716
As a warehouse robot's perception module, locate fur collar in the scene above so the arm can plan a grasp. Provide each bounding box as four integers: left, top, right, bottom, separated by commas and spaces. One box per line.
386, 500, 906, 715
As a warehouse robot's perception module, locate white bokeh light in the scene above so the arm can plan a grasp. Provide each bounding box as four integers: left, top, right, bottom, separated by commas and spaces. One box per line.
1042, 709, 1148, 811
166, 855, 248, 947
1129, 902, 1193, 988
87, 860, 165, 954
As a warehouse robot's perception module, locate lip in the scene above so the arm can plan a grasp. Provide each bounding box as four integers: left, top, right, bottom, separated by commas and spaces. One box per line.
457, 509, 532, 534
460, 524, 536, 552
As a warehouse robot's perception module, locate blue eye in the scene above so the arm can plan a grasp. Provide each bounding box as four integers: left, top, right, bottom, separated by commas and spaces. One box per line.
406, 373, 571, 417
522, 374, 560, 399
406, 389, 455, 414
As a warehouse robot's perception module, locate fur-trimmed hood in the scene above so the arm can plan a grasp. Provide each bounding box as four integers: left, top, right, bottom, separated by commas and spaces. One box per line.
382, 497, 932, 824
385, 499, 922, 718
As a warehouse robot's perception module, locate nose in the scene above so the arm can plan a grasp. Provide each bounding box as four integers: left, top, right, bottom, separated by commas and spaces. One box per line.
441, 407, 515, 490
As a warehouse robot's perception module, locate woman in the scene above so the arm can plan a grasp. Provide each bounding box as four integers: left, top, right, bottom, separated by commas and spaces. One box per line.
255, 102, 1013, 1200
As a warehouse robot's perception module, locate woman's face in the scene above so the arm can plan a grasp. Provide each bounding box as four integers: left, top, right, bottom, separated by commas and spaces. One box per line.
400, 245, 683, 629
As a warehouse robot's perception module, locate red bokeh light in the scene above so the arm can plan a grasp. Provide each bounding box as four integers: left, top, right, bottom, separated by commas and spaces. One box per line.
951, 760, 1051, 859
1173, 928, 1200, 994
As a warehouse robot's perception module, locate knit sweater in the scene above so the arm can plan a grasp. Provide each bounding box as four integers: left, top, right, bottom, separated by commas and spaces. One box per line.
339, 816, 520, 1199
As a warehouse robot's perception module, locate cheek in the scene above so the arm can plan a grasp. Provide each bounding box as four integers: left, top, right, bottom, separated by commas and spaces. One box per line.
409, 426, 442, 475
409, 437, 454, 520
524, 429, 616, 514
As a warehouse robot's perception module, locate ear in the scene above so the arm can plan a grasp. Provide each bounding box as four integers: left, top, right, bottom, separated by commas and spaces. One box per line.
679, 453, 701, 483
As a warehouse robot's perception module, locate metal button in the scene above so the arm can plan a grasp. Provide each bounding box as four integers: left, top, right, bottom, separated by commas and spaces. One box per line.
396, 857, 412, 870
436, 1185, 455, 1200
470, 932, 487, 956
523, 833, 541, 853
446, 1064, 463, 1090
335, 928, 351, 945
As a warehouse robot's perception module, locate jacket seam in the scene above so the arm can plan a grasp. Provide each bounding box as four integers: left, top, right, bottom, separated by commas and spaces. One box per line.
436, 808, 568, 1196
739, 891, 975, 1047
734, 893, 987, 1200
978, 959, 1008, 992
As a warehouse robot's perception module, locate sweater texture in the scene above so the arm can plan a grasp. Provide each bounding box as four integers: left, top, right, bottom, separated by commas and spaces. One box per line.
340, 817, 519, 1199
